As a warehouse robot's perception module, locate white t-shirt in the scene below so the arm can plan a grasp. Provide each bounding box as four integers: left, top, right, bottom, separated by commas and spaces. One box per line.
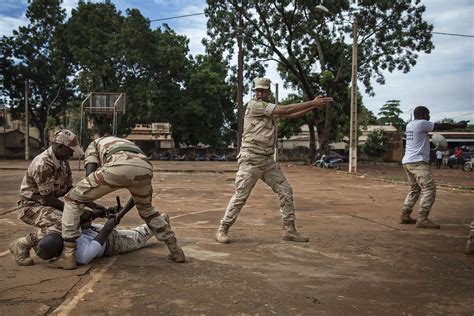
402, 119, 434, 164
436, 150, 443, 159
75, 227, 106, 265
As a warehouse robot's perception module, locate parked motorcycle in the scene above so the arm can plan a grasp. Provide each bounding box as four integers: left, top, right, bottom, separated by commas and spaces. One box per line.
314, 155, 341, 170
464, 157, 474, 172
159, 152, 171, 161
174, 154, 187, 161
209, 154, 226, 161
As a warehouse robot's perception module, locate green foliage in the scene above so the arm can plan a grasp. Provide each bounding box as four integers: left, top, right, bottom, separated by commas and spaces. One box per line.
205, 0, 433, 155
276, 94, 305, 139
0, 0, 74, 145
177, 53, 235, 147
358, 106, 378, 129
378, 100, 406, 131
362, 128, 389, 162
45, 116, 58, 131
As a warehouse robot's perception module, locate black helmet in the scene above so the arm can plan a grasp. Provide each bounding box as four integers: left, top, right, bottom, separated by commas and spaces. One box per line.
36, 233, 63, 260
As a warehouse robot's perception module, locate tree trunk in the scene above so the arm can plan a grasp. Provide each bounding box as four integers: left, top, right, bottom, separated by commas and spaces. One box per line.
307, 121, 316, 163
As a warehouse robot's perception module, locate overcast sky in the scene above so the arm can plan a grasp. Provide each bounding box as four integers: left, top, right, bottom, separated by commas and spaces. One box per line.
1, 0, 472, 123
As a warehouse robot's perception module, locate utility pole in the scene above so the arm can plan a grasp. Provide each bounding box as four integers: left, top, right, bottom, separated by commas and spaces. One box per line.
236, 3, 244, 152
274, 83, 279, 161
348, 19, 358, 173
24, 79, 29, 161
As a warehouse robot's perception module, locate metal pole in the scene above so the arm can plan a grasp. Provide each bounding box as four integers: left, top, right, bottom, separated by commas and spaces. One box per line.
348, 19, 358, 173
24, 79, 29, 160
79, 102, 84, 171
274, 83, 279, 161
236, 3, 244, 151
112, 105, 117, 136
2, 104, 6, 158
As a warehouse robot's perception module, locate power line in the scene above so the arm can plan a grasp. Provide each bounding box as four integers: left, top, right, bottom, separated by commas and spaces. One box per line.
149, 12, 205, 22
432, 31, 474, 38
147, 12, 474, 39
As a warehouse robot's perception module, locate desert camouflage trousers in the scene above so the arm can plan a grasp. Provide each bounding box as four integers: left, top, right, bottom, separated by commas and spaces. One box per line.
402, 162, 437, 215
16, 201, 62, 250
63, 157, 175, 242
89, 224, 153, 256
220, 151, 295, 226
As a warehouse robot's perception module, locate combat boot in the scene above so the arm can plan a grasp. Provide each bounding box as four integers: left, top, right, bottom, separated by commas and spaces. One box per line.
216, 223, 231, 244
48, 241, 77, 270
400, 210, 416, 224
9, 235, 34, 266
283, 220, 309, 242
416, 211, 440, 229
165, 237, 185, 263
465, 229, 474, 255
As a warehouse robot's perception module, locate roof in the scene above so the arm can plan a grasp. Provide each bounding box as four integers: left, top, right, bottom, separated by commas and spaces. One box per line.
126, 134, 173, 141
361, 125, 399, 132
0, 128, 40, 141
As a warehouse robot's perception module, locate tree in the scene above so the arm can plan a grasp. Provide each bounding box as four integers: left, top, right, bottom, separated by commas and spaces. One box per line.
177, 53, 235, 147
0, 0, 74, 146
362, 128, 389, 163
378, 100, 405, 131
205, 1, 433, 159
64, 3, 191, 137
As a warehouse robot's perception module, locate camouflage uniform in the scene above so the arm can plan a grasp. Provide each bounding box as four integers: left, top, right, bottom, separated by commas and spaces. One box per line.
62, 136, 176, 243
17, 147, 73, 249
220, 98, 296, 225
10, 129, 82, 266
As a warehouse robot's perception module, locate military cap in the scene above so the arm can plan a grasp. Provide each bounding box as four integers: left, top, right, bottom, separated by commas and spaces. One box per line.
53, 129, 84, 155
253, 77, 271, 90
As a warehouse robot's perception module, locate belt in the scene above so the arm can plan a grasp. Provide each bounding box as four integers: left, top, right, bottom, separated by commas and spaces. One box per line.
104, 146, 145, 161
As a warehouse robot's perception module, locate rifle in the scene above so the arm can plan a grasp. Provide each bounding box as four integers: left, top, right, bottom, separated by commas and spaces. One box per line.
93, 196, 136, 245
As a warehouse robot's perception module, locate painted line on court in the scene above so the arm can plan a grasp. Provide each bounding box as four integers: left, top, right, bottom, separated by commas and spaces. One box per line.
50, 207, 223, 314
51, 257, 117, 316
169, 207, 223, 220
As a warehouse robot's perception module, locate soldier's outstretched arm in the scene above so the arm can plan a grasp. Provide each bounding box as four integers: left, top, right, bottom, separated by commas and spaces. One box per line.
273, 96, 333, 117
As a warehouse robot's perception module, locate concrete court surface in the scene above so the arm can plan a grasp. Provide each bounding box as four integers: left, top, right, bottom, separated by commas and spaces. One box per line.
0, 161, 473, 315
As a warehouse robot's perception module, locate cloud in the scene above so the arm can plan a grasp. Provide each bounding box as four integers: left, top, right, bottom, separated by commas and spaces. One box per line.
0, 14, 27, 37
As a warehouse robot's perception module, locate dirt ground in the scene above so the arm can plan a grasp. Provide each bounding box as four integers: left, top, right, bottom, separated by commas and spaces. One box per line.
0, 160, 473, 315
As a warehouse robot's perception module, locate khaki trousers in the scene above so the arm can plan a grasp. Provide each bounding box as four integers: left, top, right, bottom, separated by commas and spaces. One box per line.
62, 157, 174, 242
220, 151, 295, 226
402, 162, 436, 215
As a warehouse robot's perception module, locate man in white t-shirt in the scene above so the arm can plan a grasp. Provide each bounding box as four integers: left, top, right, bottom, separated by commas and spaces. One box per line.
435, 150, 443, 169
400, 106, 467, 228
36, 223, 152, 265
36, 207, 157, 265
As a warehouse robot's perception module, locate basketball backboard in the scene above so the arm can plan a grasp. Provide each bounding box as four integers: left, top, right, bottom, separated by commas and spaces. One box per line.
82, 92, 125, 114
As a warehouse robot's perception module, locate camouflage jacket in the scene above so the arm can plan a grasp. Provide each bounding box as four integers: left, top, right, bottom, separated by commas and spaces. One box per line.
85, 136, 151, 169
19, 147, 73, 202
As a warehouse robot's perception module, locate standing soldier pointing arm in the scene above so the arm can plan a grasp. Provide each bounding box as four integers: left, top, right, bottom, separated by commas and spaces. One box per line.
216, 77, 333, 244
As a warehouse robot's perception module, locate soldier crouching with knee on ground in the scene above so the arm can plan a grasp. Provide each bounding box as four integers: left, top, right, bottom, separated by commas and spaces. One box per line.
48, 135, 185, 270
216, 77, 333, 244
400, 106, 468, 229
9, 129, 96, 266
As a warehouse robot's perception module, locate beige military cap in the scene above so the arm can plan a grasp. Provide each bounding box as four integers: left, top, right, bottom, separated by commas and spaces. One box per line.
53, 129, 84, 154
